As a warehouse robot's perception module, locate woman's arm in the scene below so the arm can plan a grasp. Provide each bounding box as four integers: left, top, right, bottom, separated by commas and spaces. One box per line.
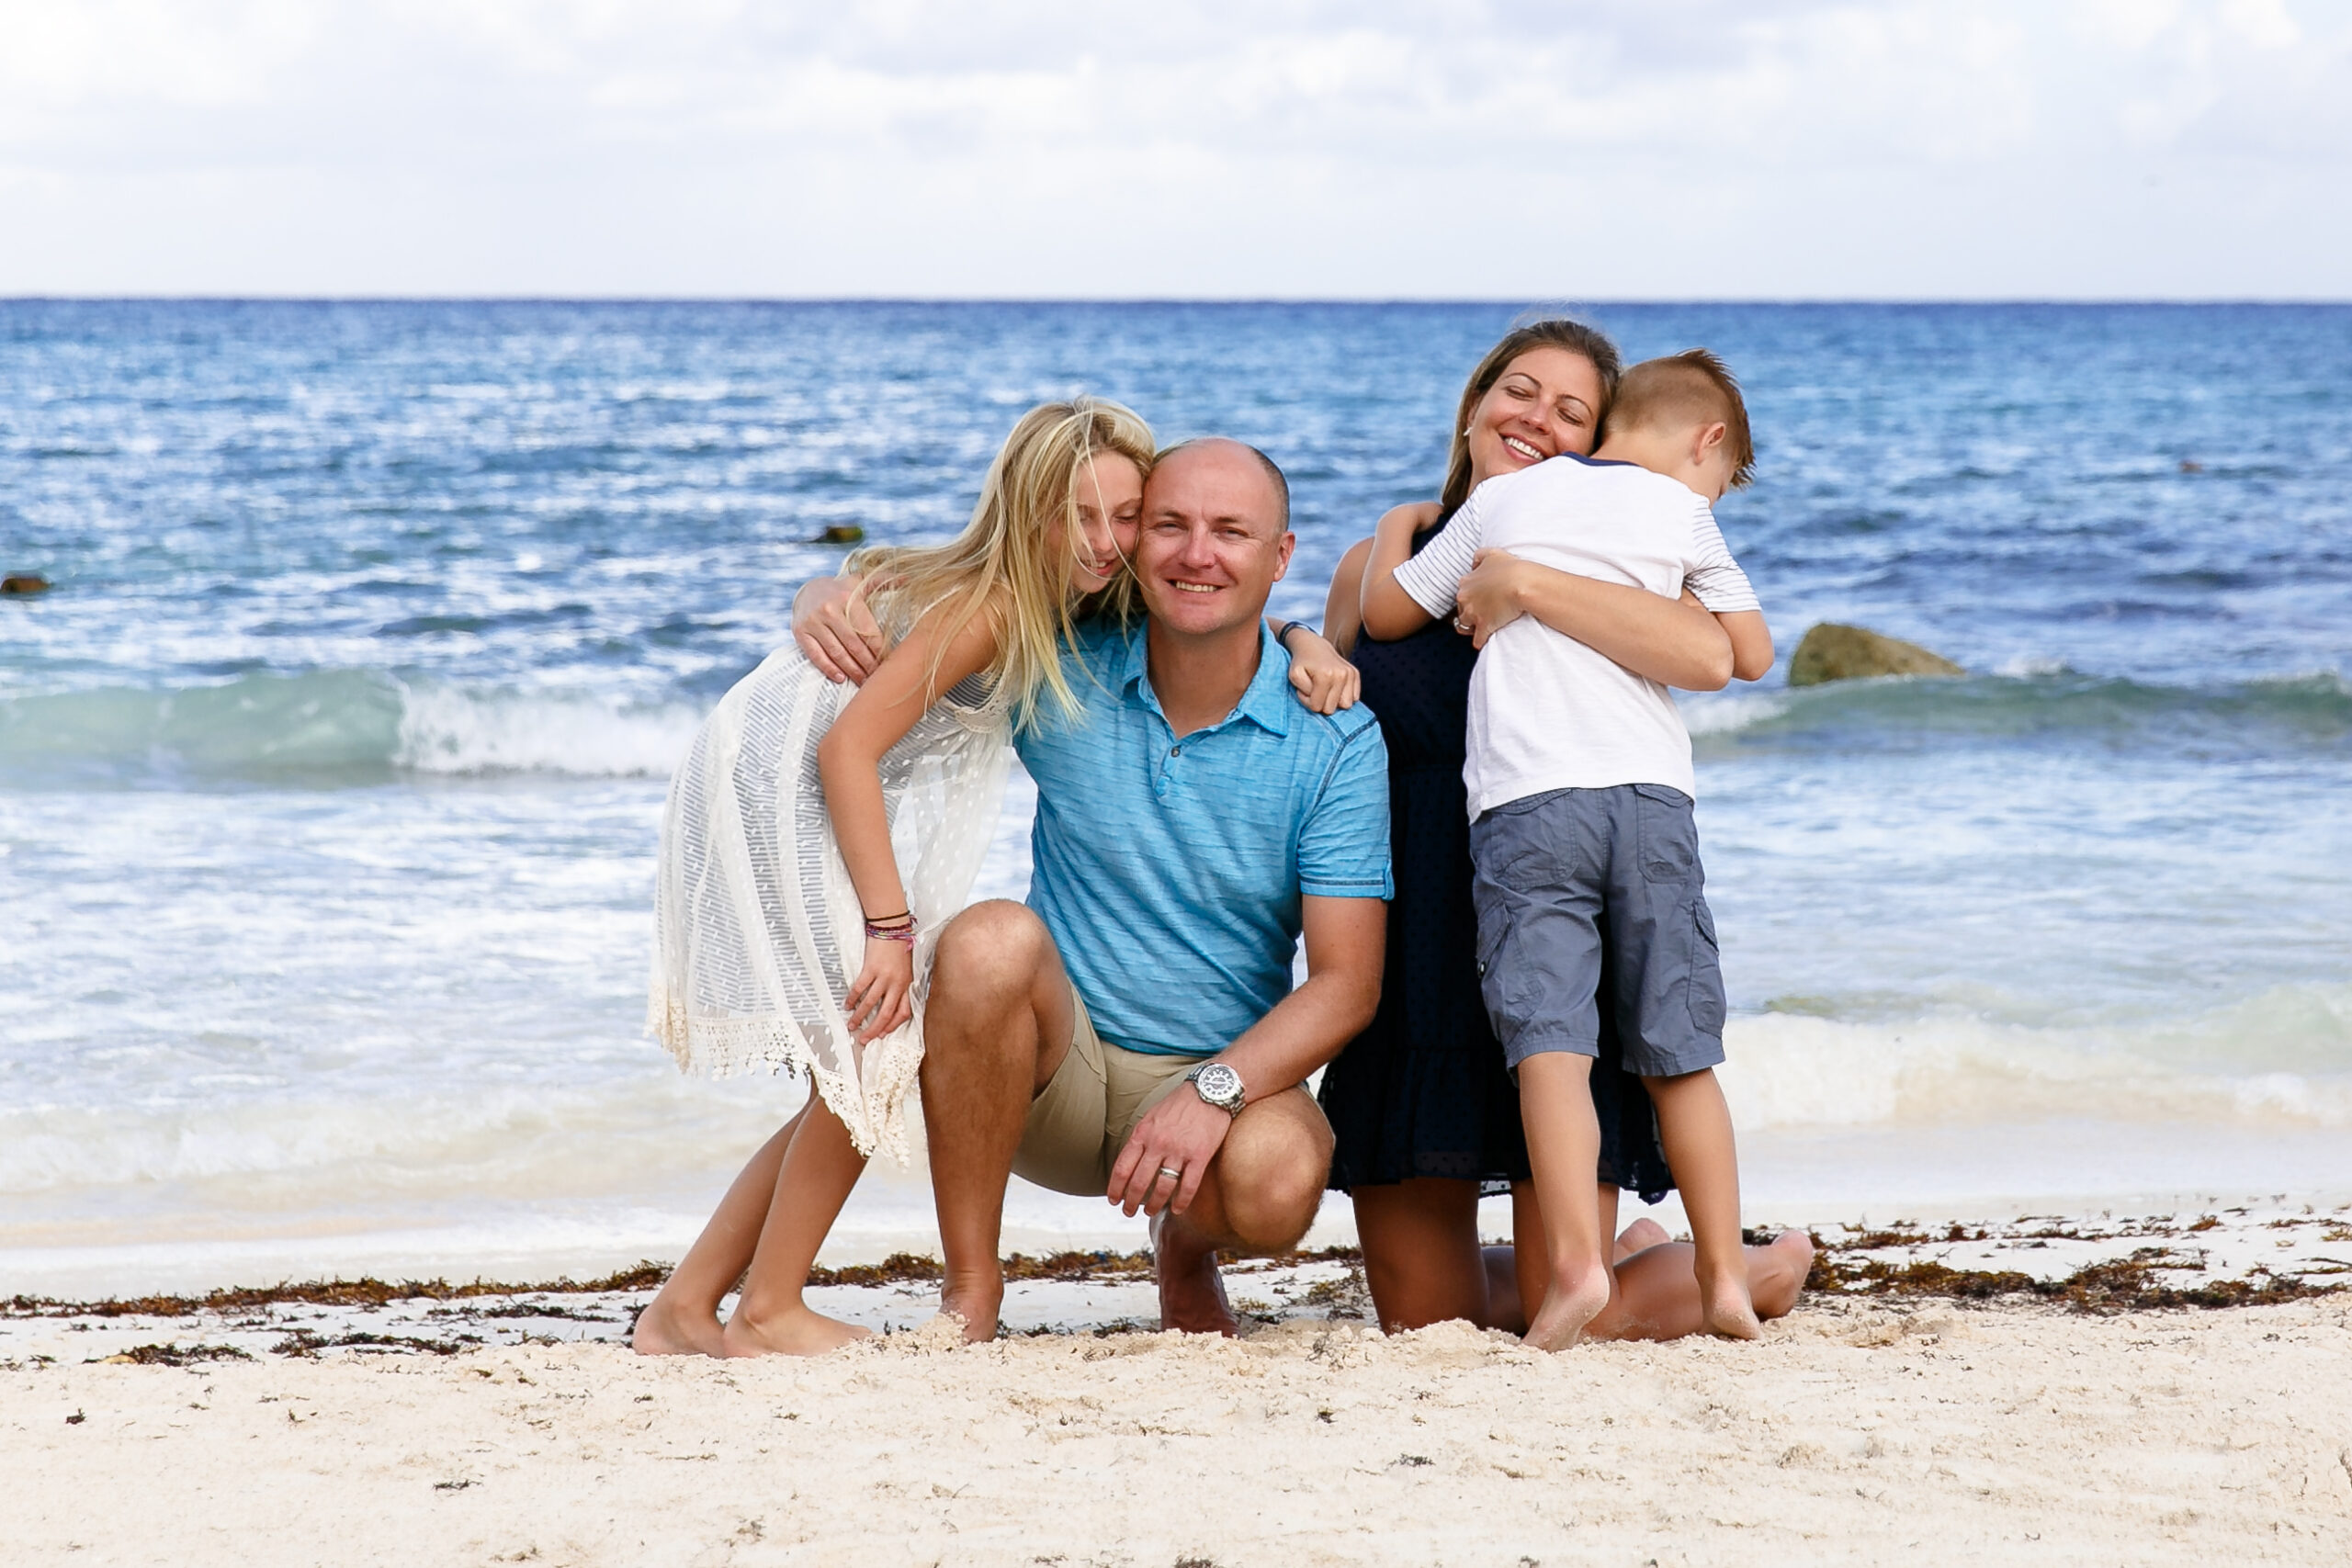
1319, 536, 1376, 658
1717, 609, 1775, 682
814, 599, 1001, 1042
1453, 550, 1737, 691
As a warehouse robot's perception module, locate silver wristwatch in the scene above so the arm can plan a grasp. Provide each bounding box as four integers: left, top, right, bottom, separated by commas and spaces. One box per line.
1187, 1060, 1246, 1116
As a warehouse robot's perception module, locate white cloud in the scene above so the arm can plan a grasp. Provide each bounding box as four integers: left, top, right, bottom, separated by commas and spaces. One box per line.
0, 0, 2345, 296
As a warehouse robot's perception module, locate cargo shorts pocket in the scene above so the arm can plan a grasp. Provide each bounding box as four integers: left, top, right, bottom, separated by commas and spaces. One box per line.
1688, 897, 1727, 1036
1632, 784, 1697, 885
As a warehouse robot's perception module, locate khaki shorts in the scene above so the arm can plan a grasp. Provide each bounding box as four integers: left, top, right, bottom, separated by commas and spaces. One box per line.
1012, 984, 1201, 1197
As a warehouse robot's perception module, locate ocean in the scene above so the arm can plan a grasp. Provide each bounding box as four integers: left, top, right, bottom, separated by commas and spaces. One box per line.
3, 300, 2347, 1296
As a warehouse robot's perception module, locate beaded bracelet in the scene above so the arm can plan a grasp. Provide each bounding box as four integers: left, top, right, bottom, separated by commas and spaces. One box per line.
865, 911, 916, 943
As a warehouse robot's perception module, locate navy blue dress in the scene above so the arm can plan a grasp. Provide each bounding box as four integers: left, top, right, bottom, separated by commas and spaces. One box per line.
1318, 535, 1674, 1202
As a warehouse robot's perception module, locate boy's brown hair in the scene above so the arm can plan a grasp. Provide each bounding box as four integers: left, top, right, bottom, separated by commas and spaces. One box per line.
1607, 348, 1756, 488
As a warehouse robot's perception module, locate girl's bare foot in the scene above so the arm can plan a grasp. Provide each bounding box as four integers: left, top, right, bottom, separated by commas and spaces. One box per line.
1522, 1258, 1612, 1351
718, 1303, 873, 1357
1614, 1217, 1670, 1260
630, 1291, 727, 1357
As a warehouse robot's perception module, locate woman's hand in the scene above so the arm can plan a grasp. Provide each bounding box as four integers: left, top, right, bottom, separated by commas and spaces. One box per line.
1282, 626, 1361, 714
793, 573, 885, 684
1453, 547, 1532, 649
843, 934, 916, 1044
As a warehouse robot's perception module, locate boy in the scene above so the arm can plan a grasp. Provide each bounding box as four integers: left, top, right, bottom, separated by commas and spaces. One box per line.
1360, 349, 1771, 1348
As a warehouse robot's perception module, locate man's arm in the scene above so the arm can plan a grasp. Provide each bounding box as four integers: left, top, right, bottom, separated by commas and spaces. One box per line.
1106, 894, 1385, 1217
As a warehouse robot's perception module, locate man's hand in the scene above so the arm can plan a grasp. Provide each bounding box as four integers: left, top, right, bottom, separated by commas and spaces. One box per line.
1283, 626, 1361, 714
1107, 1085, 1234, 1219
1453, 547, 1531, 649
792, 573, 885, 683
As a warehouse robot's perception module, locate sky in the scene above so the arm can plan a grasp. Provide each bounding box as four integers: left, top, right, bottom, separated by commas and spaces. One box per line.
2, 0, 2347, 299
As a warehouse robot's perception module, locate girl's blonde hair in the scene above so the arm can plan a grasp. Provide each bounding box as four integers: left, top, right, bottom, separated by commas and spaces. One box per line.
847, 397, 1155, 729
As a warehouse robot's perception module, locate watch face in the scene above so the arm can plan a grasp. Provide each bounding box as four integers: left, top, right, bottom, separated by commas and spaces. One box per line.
1194, 1062, 1244, 1108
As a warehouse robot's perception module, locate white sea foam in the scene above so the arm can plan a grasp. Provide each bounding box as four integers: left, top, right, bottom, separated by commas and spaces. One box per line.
1678, 689, 1789, 735
393, 682, 703, 778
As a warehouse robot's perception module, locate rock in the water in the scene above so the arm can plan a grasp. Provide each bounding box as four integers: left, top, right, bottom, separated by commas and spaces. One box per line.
1, 573, 51, 596
1787, 623, 1963, 686
813, 525, 865, 545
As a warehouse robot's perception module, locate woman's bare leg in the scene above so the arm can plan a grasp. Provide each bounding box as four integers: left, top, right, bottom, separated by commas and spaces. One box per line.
1588, 1229, 1815, 1342
1351, 1179, 1490, 1332
718, 1096, 874, 1357
632, 1103, 808, 1356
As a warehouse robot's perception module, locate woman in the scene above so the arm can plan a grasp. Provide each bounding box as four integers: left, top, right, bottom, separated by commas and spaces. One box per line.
1317, 319, 1815, 1339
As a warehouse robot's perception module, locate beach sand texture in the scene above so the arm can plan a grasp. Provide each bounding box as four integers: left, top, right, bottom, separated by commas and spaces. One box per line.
7, 1286, 2350, 1564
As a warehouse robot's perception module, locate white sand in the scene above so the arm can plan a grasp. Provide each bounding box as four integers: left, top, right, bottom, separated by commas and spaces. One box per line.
6, 1205, 2349, 1566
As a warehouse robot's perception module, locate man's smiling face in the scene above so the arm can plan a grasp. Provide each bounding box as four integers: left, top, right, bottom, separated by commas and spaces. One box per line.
1135, 440, 1294, 639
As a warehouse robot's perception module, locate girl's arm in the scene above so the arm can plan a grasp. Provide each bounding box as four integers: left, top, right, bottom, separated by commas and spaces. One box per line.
1452, 551, 1740, 691
814, 597, 1002, 1043
1358, 502, 1448, 641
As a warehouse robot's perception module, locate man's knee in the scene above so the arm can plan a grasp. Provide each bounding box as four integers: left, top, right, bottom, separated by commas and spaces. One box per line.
1215, 1090, 1333, 1253
931, 900, 1054, 1011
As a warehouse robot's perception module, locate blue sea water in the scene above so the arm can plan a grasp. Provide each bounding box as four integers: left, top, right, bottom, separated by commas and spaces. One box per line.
3, 301, 2348, 1293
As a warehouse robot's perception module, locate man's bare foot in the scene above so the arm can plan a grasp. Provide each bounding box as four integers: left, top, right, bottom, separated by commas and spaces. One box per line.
1698, 1266, 1764, 1340
1151, 1212, 1238, 1337
1753, 1229, 1816, 1320
630, 1290, 727, 1357
1614, 1217, 1670, 1260
1522, 1258, 1611, 1352
718, 1302, 874, 1358
936, 1271, 1003, 1344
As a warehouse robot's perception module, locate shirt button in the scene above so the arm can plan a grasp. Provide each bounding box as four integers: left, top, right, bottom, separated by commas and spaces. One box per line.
1170, 745, 1182, 755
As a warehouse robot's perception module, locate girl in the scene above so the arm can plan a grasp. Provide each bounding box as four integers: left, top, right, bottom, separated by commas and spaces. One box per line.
639, 398, 1155, 1357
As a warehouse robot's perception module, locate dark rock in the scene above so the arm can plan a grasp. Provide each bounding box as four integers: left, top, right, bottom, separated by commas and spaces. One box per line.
2, 573, 51, 596
813, 525, 865, 545
1787, 623, 1964, 687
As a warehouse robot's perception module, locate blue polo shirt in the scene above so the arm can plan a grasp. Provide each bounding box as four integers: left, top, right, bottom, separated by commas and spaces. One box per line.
1016, 619, 1393, 1058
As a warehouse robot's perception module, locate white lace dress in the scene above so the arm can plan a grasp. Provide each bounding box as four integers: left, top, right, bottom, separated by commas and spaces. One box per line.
647, 639, 1013, 1167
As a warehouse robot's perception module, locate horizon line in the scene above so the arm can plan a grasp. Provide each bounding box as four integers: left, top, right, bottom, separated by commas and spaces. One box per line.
4, 294, 2348, 309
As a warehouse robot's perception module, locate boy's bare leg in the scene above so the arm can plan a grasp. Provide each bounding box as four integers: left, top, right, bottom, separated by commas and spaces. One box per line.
718, 1097, 872, 1357
919, 902, 1076, 1343
1515, 1053, 1612, 1349
1644, 1066, 1760, 1338
1493, 1182, 1657, 1336
632, 1104, 807, 1356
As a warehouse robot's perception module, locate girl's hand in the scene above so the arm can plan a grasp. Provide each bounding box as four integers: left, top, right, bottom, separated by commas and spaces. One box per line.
794, 574, 885, 684
1453, 548, 1532, 649
1283, 626, 1362, 714
843, 936, 916, 1044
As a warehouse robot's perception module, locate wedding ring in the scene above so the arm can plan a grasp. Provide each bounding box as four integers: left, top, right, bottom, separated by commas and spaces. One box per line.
1453, 617, 1469, 633
1157, 1166, 1182, 1182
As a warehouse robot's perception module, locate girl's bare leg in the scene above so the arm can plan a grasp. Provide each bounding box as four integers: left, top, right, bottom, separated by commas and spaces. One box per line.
632, 1103, 808, 1356
1515, 1053, 1612, 1349
718, 1096, 874, 1357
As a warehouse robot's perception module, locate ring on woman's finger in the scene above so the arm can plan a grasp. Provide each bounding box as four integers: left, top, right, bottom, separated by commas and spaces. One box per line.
1453, 616, 1469, 633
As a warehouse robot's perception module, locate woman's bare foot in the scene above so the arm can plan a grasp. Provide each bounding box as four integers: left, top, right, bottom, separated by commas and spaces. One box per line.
1698, 1265, 1764, 1340
1522, 1258, 1612, 1351
1152, 1212, 1239, 1336
1614, 1217, 1670, 1260
1752, 1230, 1816, 1320
718, 1302, 873, 1358
630, 1290, 727, 1357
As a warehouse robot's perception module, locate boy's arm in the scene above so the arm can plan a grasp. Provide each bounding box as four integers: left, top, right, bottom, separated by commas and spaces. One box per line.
1363, 500, 1479, 641
1682, 498, 1770, 682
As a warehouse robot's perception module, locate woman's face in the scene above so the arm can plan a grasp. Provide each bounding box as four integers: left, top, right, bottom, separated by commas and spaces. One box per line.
1464, 345, 1605, 488
1062, 452, 1145, 594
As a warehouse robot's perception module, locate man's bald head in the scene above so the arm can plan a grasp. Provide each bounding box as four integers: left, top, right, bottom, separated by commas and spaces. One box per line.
1150, 437, 1289, 535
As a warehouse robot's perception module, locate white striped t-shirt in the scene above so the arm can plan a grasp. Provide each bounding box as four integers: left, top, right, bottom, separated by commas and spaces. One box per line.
1391, 453, 1760, 815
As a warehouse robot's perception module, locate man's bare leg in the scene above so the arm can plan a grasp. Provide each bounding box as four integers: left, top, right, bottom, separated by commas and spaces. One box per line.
918, 902, 1075, 1343
1515, 1053, 1611, 1349
1645, 1067, 1760, 1338
718, 1097, 872, 1357
632, 1104, 806, 1356
1148, 1087, 1331, 1334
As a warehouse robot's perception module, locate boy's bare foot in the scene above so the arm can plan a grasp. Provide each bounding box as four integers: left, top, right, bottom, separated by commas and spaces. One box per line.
718, 1303, 874, 1358
630, 1292, 726, 1357
1522, 1259, 1612, 1352
1614, 1217, 1670, 1260
1698, 1266, 1763, 1340
936, 1274, 1003, 1344
1151, 1211, 1239, 1337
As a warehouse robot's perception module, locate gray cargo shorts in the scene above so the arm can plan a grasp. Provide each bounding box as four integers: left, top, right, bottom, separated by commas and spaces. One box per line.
1466, 784, 1727, 1077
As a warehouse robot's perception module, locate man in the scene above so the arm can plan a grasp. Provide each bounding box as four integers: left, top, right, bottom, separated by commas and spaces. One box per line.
922, 437, 1390, 1337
